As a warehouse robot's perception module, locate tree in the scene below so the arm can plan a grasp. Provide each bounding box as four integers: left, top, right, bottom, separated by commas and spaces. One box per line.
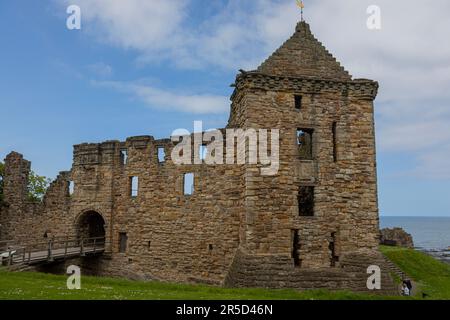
0, 161, 4, 204
0, 163, 50, 203
27, 170, 52, 202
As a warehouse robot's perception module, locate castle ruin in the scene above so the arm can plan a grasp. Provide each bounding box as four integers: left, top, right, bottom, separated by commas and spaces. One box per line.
0, 21, 397, 294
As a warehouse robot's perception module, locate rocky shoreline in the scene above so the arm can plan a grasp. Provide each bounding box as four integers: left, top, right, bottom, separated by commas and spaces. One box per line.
380, 226, 450, 264
418, 247, 450, 264
380, 227, 414, 248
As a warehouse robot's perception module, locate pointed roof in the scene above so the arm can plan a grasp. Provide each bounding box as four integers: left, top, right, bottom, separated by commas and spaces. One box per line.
256, 21, 352, 81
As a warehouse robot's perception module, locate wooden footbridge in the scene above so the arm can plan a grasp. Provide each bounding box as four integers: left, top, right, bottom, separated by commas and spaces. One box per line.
0, 237, 106, 267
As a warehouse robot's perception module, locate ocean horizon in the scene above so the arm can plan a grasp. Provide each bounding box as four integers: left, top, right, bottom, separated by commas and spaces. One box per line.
380, 216, 450, 263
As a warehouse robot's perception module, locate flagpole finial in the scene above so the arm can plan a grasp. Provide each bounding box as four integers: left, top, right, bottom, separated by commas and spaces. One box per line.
296, 0, 305, 21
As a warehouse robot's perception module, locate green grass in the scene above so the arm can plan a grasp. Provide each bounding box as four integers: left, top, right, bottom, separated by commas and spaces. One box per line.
380, 245, 450, 300
0, 268, 381, 300
0, 246, 449, 300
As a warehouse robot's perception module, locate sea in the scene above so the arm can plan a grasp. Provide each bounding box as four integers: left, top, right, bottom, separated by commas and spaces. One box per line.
380, 216, 450, 263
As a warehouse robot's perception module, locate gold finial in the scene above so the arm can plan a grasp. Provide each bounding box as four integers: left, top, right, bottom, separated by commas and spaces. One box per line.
296, 0, 305, 21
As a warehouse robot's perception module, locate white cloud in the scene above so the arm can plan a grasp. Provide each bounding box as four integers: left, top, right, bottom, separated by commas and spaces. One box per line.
414, 144, 450, 179
56, 0, 450, 179
86, 62, 113, 77
376, 99, 450, 179
298, 1, 450, 180
58, 0, 298, 70
378, 118, 450, 152
64, 0, 187, 49
92, 80, 229, 114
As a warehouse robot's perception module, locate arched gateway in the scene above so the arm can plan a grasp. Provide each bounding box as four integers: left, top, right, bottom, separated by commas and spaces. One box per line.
76, 211, 106, 240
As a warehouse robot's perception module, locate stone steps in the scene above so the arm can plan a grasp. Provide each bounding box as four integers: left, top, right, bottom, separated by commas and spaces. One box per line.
381, 255, 406, 278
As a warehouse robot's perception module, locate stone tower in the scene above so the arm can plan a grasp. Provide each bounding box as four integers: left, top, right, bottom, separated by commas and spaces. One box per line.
226, 20, 382, 281
1, 20, 396, 294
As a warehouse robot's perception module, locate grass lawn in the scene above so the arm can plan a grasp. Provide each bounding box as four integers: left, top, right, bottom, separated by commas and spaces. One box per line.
380, 245, 450, 300
0, 246, 448, 300
0, 268, 382, 300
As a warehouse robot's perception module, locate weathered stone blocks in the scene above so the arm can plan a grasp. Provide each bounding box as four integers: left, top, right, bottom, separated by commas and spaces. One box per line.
0, 20, 394, 294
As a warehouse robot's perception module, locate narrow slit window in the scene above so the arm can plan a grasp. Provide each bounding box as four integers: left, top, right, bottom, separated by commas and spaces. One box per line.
68, 181, 74, 195
294, 95, 302, 110
332, 122, 337, 162
292, 230, 301, 267
199, 144, 207, 161
130, 176, 139, 198
121, 150, 128, 165
183, 173, 194, 196
298, 186, 314, 217
158, 147, 166, 163
329, 232, 339, 267
297, 128, 313, 160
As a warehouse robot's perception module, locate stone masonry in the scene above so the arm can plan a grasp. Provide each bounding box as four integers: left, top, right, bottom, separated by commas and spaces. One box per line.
380, 228, 414, 248
0, 21, 397, 294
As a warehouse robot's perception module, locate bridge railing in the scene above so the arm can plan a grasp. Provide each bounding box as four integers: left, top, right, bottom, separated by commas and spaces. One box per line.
0, 236, 107, 266
0, 236, 81, 251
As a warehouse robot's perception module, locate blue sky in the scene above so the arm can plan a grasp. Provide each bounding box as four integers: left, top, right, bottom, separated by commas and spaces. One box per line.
1, 0, 450, 217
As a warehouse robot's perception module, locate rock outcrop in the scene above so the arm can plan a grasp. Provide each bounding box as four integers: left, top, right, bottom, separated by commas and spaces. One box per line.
380, 228, 414, 248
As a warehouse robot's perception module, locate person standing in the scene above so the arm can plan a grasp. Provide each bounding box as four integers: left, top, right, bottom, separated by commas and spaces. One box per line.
402, 282, 410, 296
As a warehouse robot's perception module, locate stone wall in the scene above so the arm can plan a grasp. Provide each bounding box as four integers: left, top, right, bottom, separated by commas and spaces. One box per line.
224, 249, 397, 295
1, 139, 245, 285
74, 136, 244, 284
0, 152, 74, 244
0, 20, 394, 294
228, 72, 380, 264
0, 204, 5, 242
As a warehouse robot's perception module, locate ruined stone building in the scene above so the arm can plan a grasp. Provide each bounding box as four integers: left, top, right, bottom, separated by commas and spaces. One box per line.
0, 21, 397, 294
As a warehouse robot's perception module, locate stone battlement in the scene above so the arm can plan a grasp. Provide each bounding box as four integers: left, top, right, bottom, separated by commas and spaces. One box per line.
0, 20, 392, 294
232, 72, 379, 101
